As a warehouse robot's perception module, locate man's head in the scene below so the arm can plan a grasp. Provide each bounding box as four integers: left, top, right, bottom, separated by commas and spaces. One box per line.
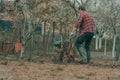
78, 6, 86, 11
15, 0, 20, 3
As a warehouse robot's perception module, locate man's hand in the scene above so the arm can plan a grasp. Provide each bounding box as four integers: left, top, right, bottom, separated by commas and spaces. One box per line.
70, 32, 74, 36
70, 27, 77, 37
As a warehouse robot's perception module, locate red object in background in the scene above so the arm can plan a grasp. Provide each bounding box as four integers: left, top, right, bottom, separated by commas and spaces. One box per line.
2, 43, 14, 53
15, 42, 22, 53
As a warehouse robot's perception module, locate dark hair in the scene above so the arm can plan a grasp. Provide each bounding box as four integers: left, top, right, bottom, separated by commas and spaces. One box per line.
15, 0, 20, 3
14, 0, 20, 7
78, 6, 86, 11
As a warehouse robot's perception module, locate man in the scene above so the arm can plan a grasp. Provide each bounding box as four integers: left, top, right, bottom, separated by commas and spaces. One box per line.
71, 6, 94, 64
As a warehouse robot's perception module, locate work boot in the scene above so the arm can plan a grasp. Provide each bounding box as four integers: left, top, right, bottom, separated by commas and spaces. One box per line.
77, 47, 85, 58
86, 51, 91, 64
77, 47, 86, 64
79, 58, 87, 64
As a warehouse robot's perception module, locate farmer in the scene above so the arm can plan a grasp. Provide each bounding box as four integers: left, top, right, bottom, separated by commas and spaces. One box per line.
71, 6, 94, 64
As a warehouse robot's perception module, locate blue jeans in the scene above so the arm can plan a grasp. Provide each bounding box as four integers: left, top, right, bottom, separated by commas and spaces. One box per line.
75, 32, 94, 63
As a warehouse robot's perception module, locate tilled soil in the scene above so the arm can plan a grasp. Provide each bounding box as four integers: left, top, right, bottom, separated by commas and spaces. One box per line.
0, 60, 120, 80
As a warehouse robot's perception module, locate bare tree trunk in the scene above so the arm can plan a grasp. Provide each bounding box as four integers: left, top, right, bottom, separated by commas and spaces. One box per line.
99, 38, 102, 49
42, 21, 47, 55
43, 21, 46, 46
52, 21, 55, 50
15, 0, 34, 59
48, 21, 55, 51
47, 23, 52, 54
60, 22, 63, 43
112, 35, 116, 58
104, 39, 107, 56
95, 35, 99, 50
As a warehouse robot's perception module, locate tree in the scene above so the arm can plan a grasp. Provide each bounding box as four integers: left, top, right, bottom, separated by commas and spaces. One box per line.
14, 0, 34, 58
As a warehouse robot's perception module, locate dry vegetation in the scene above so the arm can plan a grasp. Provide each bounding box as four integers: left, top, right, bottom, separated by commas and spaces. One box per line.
0, 60, 120, 80
0, 52, 120, 80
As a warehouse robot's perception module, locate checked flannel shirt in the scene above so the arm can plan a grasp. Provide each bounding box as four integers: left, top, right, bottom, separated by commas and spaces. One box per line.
74, 11, 94, 35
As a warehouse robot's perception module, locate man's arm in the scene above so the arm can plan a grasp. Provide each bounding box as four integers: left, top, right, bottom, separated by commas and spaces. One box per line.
71, 13, 83, 34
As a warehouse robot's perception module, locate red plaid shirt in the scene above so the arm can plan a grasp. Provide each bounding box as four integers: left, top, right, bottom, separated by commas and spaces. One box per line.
74, 11, 94, 35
